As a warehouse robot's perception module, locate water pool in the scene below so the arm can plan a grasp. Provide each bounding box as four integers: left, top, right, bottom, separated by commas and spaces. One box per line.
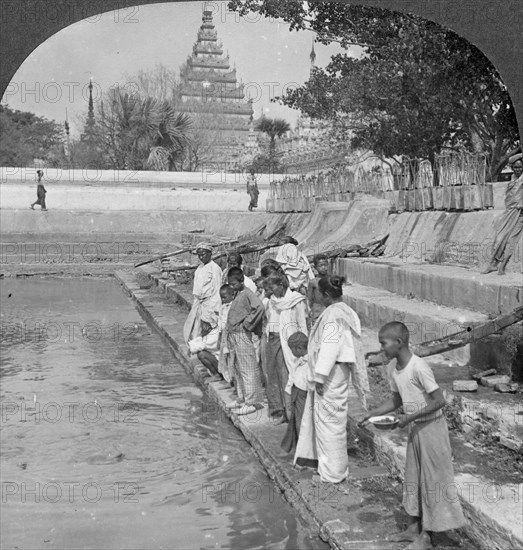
0, 278, 325, 550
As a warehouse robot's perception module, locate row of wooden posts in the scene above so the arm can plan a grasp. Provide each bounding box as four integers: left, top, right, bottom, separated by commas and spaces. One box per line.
266, 183, 495, 213
267, 154, 494, 213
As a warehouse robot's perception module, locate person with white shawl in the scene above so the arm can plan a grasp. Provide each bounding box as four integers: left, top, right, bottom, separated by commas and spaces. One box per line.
183, 243, 223, 344
275, 242, 315, 294
264, 272, 309, 424
294, 275, 369, 484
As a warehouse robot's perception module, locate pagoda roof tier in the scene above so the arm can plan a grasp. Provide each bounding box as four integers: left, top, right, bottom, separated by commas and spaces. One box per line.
179, 102, 253, 116
183, 67, 238, 84
188, 56, 231, 70
193, 42, 224, 55
181, 84, 246, 100
197, 29, 218, 42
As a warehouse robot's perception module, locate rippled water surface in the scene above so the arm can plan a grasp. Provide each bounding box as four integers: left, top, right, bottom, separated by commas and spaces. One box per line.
0, 278, 325, 550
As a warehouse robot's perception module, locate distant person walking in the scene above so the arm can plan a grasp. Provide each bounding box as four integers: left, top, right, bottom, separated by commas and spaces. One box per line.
30, 170, 47, 211
246, 168, 259, 211
481, 153, 523, 275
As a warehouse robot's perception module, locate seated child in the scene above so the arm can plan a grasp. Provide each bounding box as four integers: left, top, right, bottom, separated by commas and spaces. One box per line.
281, 332, 309, 454
226, 267, 266, 416
307, 254, 330, 325
217, 284, 235, 384
188, 313, 221, 380
361, 322, 466, 550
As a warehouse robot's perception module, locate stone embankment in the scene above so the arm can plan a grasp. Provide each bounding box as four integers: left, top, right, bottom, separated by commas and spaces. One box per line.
115, 265, 521, 550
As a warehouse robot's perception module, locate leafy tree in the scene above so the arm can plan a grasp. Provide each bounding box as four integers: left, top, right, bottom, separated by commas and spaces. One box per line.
96, 87, 192, 170
255, 116, 291, 170
0, 105, 65, 167
124, 64, 182, 104
228, 1, 520, 180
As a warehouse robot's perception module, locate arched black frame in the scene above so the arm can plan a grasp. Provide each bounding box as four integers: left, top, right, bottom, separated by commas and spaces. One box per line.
1, 0, 521, 139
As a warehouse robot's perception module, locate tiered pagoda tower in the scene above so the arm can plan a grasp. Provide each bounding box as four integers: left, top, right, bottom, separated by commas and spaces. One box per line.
179, 10, 254, 166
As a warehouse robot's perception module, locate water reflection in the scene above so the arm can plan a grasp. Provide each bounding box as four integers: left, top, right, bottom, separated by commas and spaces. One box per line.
0, 278, 325, 550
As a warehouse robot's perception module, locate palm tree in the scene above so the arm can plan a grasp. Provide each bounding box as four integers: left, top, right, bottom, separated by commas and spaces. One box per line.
98, 87, 192, 170
255, 116, 291, 169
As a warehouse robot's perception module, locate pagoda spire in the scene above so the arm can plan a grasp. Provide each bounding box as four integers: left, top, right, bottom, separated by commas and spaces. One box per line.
64, 108, 71, 160
81, 77, 96, 145
310, 38, 316, 76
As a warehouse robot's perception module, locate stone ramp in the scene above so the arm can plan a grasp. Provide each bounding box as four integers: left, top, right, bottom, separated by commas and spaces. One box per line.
298, 199, 392, 253
381, 209, 522, 273
335, 257, 522, 317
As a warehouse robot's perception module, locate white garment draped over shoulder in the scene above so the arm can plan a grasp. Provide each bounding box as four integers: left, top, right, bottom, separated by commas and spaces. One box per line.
183, 260, 223, 344
267, 288, 309, 393
294, 301, 369, 483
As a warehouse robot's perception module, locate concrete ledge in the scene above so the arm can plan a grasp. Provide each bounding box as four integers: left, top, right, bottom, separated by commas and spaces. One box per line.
0, 210, 270, 237
0, 183, 269, 211
342, 283, 488, 365
335, 258, 522, 316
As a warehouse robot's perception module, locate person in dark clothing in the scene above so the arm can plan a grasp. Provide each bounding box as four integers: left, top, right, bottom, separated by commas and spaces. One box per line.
246, 168, 259, 211
30, 170, 47, 211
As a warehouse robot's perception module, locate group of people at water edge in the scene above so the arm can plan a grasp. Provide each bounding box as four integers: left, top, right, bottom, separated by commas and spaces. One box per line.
183, 238, 466, 550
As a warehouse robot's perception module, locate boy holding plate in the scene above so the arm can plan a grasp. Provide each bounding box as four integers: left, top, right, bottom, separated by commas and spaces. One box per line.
361, 321, 466, 550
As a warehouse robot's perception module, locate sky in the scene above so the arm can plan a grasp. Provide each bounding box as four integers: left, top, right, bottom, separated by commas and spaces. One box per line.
1, 1, 347, 136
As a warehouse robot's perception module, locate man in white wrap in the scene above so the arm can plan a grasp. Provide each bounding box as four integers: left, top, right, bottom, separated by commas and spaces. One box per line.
294, 275, 369, 484
275, 242, 315, 294
183, 243, 223, 344
264, 272, 309, 423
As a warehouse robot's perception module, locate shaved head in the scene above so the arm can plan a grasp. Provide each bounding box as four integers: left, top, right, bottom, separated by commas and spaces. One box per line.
379, 322, 410, 344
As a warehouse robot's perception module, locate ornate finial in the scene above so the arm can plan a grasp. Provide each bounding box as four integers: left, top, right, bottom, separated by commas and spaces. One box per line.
310, 38, 316, 67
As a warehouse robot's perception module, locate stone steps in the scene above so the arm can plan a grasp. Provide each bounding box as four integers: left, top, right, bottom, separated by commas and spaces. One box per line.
335, 257, 522, 317
342, 282, 488, 365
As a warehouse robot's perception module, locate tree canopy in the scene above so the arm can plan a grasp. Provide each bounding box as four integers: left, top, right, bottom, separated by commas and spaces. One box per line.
255, 116, 291, 170
228, 1, 520, 179
0, 105, 66, 167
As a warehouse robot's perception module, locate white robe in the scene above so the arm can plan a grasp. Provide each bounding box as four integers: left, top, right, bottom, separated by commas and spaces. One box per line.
183, 260, 223, 344
294, 302, 369, 483
267, 288, 309, 394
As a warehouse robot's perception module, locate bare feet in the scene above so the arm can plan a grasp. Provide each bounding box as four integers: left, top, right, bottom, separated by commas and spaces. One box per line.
497, 261, 508, 275
405, 532, 433, 550
225, 400, 244, 410
480, 264, 497, 274
388, 526, 420, 542
235, 404, 257, 416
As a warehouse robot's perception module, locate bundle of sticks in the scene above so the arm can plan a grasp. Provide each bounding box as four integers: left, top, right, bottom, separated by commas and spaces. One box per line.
366, 305, 523, 365
135, 223, 287, 271
135, 226, 388, 272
